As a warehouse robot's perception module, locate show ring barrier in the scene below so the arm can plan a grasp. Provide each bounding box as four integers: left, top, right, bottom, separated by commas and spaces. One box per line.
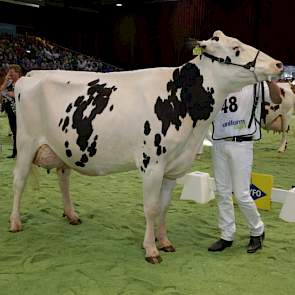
177, 171, 295, 222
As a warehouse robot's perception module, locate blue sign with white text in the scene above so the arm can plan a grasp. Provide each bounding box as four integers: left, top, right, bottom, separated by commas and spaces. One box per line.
250, 184, 266, 200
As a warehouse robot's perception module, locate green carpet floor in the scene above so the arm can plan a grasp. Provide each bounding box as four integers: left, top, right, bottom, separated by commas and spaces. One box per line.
0, 113, 295, 295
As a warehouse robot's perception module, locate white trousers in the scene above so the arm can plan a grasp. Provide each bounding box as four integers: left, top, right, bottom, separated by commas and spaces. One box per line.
212, 140, 264, 241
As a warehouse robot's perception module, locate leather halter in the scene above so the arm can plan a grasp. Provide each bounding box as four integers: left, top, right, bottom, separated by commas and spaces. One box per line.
202, 50, 260, 82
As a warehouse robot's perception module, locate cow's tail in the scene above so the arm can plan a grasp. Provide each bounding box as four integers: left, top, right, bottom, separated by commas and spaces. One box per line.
28, 164, 40, 191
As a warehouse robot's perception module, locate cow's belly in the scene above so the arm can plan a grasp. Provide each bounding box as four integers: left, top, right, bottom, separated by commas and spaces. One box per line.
33, 141, 137, 176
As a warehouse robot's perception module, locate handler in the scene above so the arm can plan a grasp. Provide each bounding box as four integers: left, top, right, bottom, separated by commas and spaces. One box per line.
208, 81, 281, 253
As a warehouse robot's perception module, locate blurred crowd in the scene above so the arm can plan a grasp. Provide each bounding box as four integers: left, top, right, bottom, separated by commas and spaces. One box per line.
0, 33, 121, 158
0, 33, 121, 74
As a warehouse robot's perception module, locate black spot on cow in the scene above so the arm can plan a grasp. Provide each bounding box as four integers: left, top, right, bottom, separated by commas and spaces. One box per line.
154, 63, 215, 136
71, 79, 115, 152
66, 103, 73, 113
67, 81, 71, 84
62, 117, 69, 131
156, 146, 162, 156
143, 140, 146, 145
60, 79, 116, 166
65, 141, 69, 148
75, 161, 85, 167
154, 133, 161, 146
143, 153, 150, 169
211, 36, 219, 41
65, 129, 68, 133
235, 50, 240, 57
58, 118, 63, 127
87, 135, 98, 157
110, 105, 114, 111
88, 79, 100, 87
163, 147, 167, 153
144, 121, 151, 135
66, 149, 72, 158
140, 166, 145, 172
74, 96, 85, 107
270, 105, 280, 111
261, 102, 270, 124
280, 88, 285, 97
18, 93, 21, 101
80, 154, 89, 163
154, 133, 164, 156
225, 56, 231, 63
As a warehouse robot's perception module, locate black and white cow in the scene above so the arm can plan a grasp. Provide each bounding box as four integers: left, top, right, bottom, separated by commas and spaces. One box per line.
11, 31, 283, 263
261, 82, 295, 152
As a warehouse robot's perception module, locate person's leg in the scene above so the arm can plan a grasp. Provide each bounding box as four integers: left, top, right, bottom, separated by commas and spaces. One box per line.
5, 102, 17, 157
213, 141, 235, 241
10, 111, 17, 157
229, 142, 264, 237
208, 141, 235, 251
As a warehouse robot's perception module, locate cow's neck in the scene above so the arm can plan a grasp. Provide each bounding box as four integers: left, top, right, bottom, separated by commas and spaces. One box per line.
192, 55, 256, 93
178, 55, 255, 154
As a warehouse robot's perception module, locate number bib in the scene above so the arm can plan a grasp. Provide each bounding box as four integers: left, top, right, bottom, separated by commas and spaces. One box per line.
212, 83, 266, 140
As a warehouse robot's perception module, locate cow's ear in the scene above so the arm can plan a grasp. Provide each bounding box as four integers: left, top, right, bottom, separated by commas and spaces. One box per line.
213, 30, 225, 37
196, 40, 218, 54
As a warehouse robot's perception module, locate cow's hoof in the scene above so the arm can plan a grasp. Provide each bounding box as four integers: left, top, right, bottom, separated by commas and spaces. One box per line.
145, 255, 163, 264
69, 218, 82, 225
159, 245, 176, 252
9, 223, 22, 233
62, 213, 82, 225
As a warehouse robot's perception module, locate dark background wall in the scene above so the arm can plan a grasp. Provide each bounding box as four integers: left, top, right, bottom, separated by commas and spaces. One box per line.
0, 0, 294, 69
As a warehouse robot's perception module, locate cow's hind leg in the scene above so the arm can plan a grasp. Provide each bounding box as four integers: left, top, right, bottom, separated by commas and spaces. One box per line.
57, 167, 81, 225
278, 130, 288, 153
156, 178, 176, 253
10, 144, 37, 232
142, 168, 164, 264
278, 116, 288, 153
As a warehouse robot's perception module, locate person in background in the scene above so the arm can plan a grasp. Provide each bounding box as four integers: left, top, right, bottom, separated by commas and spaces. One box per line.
208, 81, 282, 253
0, 64, 23, 158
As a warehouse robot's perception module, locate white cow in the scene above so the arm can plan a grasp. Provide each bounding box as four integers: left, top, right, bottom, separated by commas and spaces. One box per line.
11, 31, 283, 263
261, 82, 295, 152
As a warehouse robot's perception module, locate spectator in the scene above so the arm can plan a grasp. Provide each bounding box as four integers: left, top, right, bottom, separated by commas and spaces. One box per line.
0, 64, 23, 158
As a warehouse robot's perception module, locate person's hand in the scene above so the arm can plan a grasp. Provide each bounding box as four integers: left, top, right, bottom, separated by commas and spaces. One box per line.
4, 73, 11, 86
7, 91, 14, 98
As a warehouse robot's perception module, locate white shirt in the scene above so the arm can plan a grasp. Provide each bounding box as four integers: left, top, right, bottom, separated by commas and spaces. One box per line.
212, 82, 271, 140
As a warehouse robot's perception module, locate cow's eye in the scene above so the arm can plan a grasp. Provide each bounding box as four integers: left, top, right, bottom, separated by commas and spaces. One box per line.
233, 46, 240, 50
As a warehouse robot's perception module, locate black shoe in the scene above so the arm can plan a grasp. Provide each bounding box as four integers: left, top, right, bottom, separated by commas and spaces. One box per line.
247, 232, 265, 253
208, 239, 233, 252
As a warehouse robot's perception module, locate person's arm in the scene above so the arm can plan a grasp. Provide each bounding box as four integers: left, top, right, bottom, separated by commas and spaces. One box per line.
0, 74, 9, 92
266, 81, 282, 104
7, 91, 14, 98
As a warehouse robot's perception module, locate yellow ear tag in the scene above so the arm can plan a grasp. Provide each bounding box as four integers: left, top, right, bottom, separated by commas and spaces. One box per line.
193, 46, 203, 56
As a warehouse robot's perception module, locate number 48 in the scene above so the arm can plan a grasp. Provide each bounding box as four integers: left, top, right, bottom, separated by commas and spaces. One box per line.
221, 96, 238, 113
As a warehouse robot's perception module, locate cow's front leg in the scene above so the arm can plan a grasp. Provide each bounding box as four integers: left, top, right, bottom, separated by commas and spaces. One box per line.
57, 168, 81, 225
142, 168, 164, 264
156, 178, 176, 252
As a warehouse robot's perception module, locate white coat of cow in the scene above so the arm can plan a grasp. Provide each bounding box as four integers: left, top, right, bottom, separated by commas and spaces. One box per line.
11, 31, 283, 263
261, 82, 295, 152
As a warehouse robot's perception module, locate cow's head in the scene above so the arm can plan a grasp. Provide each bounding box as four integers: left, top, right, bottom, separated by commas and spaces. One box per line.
197, 30, 283, 84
